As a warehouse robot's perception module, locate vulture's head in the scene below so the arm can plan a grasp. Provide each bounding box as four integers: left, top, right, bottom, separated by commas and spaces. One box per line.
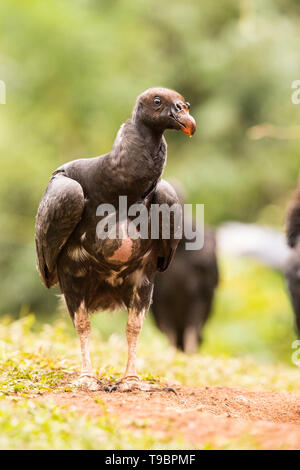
133, 87, 196, 137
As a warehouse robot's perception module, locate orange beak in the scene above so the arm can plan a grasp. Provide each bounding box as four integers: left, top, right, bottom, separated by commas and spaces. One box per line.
173, 107, 196, 137
179, 110, 196, 137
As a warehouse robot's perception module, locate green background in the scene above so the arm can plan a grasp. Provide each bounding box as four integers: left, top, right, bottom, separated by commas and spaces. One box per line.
0, 0, 299, 359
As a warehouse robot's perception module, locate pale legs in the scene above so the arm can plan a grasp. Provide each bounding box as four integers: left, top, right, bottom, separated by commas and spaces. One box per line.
71, 293, 175, 393
72, 302, 101, 391
118, 307, 146, 390
183, 325, 199, 354
106, 306, 175, 393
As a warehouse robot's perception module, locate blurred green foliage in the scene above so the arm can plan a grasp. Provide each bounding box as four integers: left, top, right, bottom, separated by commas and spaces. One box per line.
0, 262, 298, 448
0, 253, 298, 449
0, 0, 300, 313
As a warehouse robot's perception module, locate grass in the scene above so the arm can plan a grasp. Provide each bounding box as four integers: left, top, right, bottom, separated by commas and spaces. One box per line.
0, 399, 189, 450
0, 256, 299, 449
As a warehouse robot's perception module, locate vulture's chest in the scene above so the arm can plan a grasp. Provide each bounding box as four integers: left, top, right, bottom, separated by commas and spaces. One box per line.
66, 212, 152, 284
96, 217, 151, 266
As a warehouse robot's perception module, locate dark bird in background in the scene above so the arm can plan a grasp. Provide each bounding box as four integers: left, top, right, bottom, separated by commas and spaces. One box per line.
285, 178, 300, 335
35, 88, 196, 392
152, 224, 219, 353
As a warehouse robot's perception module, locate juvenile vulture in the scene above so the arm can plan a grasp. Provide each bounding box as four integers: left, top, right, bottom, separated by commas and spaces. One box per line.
152, 225, 219, 353
35, 88, 196, 391
286, 180, 300, 335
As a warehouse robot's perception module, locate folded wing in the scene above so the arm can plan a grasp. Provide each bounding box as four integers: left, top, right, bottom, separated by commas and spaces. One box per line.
152, 179, 181, 272
35, 172, 85, 288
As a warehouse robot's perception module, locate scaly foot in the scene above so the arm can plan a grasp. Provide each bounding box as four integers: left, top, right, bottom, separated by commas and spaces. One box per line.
102, 376, 177, 394
72, 373, 102, 391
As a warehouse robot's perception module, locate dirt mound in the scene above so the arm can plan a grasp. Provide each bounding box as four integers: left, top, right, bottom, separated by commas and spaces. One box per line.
39, 382, 300, 449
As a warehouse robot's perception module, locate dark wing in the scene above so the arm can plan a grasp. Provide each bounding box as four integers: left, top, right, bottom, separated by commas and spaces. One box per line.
287, 186, 300, 247
35, 172, 85, 288
152, 179, 181, 272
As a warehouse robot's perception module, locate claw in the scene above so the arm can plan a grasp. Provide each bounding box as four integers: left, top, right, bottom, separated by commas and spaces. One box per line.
102, 384, 118, 393
101, 378, 177, 394
72, 374, 102, 391
163, 386, 177, 395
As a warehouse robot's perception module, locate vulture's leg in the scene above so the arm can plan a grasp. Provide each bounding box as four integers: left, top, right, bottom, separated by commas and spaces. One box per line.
71, 302, 101, 391
122, 306, 145, 386
163, 327, 178, 350
182, 298, 212, 353
183, 325, 198, 354
104, 285, 176, 393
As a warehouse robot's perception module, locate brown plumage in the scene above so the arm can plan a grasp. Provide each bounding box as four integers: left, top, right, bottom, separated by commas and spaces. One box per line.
35, 87, 196, 391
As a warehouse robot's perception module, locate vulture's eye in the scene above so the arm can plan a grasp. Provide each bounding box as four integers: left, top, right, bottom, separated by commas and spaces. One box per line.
185, 102, 190, 110
153, 97, 161, 106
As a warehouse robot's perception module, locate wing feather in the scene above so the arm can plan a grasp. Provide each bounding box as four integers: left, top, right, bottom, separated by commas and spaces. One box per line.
287, 186, 300, 248
152, 179, 181, 272
35, 172, 85, 288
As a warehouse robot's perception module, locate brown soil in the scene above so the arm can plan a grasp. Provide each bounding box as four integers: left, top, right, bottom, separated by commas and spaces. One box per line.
38, 377, 300, 450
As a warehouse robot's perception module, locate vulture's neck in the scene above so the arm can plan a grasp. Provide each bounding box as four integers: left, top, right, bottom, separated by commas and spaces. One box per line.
112, 118, 164, 159
132, 118, 163, 154
102, 119, 167, 201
